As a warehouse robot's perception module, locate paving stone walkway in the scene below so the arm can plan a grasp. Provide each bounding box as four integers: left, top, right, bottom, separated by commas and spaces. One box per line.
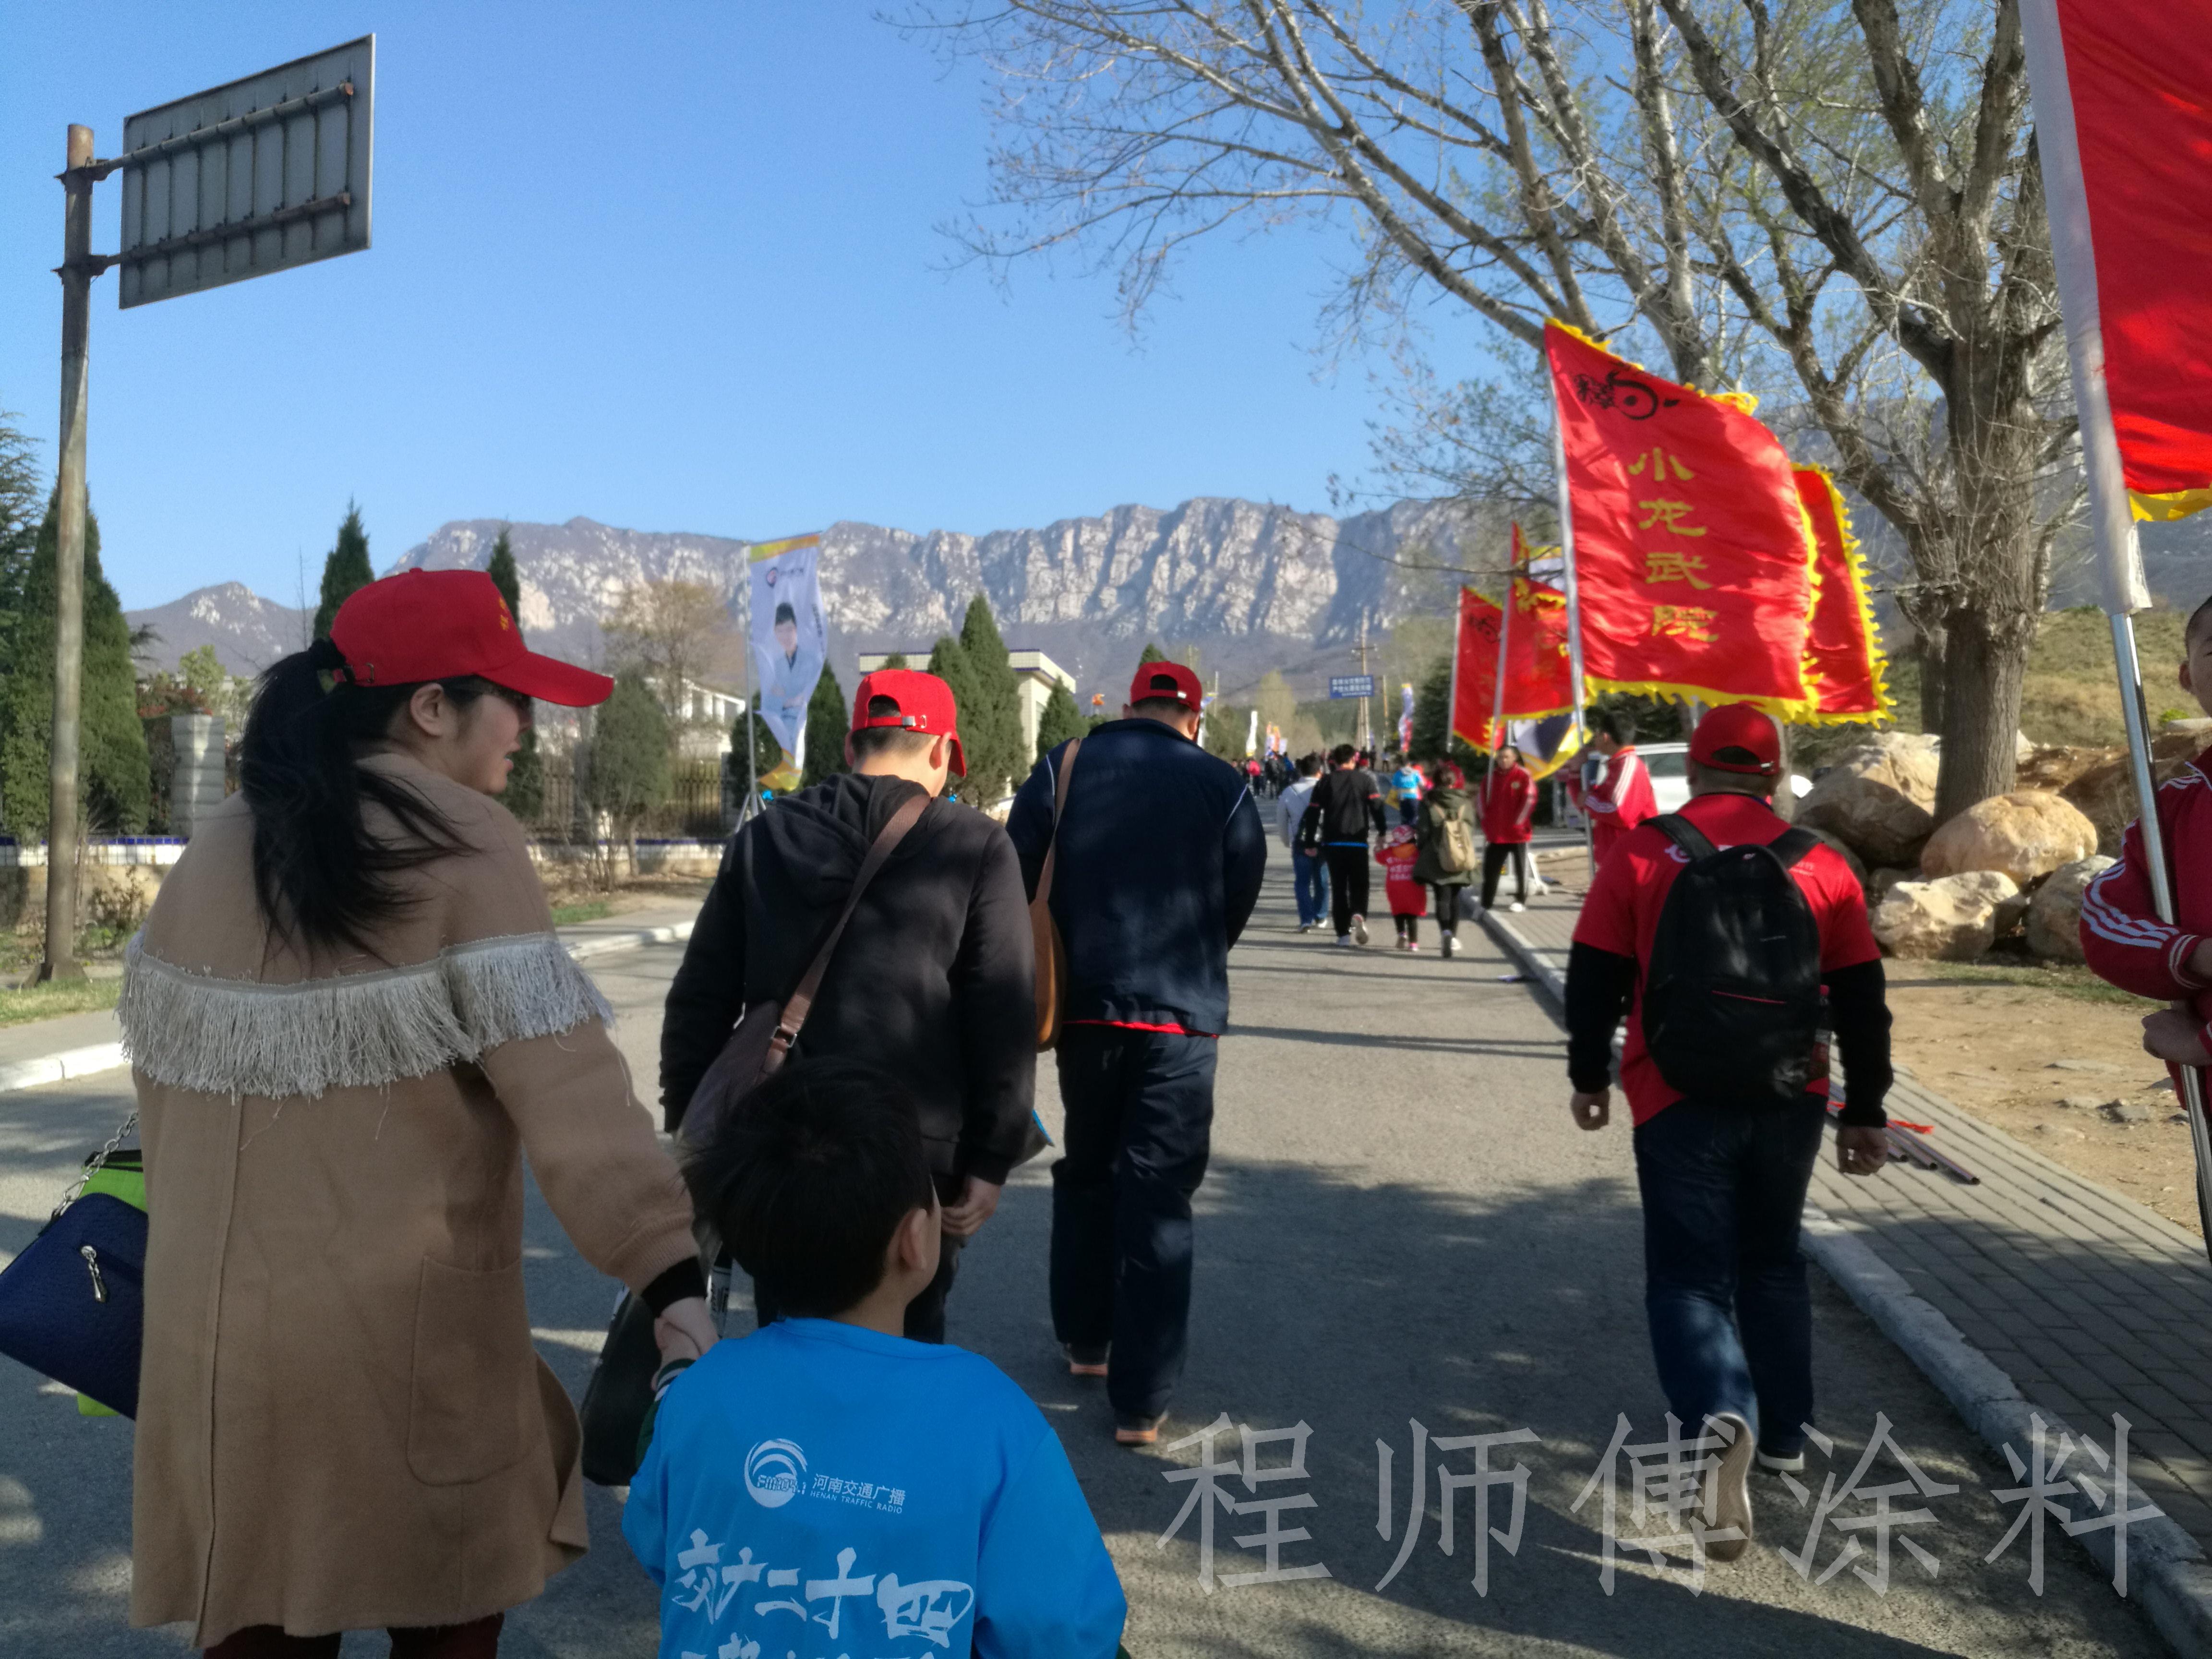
1485, 876, 2212, 1553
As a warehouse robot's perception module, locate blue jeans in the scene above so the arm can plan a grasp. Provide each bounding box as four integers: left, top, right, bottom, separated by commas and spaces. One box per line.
1293, 848, 1330, 925
1631, 1096, 1827, 1457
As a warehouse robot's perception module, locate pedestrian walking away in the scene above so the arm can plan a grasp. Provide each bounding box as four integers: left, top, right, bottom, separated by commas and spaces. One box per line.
1576, 709, 1656, 870
1008, 658, 1267, 1445
1478, 745, 1537, 913
1412, 761, 1479, 956
1390, 756, 1425, 826
1275, 752, 1330, 932
116, 570, 716, 1654
1561, 702, 1893, 1565
1377, 821, 1427, 949
660, 668, 1039, 1344
1297, 743, 1388, 947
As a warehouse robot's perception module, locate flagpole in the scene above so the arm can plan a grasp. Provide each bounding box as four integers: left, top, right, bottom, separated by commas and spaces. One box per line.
1446, 586, 1464, 765
1486, 559, 1515, 813
2022, 0, 2212, 1253
1551, 373, 1595, 872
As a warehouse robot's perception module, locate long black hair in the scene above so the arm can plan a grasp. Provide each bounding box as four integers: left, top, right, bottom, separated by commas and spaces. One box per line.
239, 637, 508, 953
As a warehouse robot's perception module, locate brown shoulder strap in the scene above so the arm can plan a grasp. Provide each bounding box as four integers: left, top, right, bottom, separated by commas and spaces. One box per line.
1035, 738, 1082, 908
774, 791, 930, 1046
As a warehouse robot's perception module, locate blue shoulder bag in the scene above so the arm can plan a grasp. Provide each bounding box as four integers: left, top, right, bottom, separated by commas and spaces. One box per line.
0, 1114, 146, 1418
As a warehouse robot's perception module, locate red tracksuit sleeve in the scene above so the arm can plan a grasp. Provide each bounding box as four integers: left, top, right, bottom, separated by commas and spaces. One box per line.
2079, 812, 2209, 1000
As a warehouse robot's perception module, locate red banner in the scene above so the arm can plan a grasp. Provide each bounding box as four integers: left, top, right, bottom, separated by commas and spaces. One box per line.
2044, 0, 2212, 518
1547, 321, 1813, 714
1451, 585, 1504, 750
1794, 466, 1892, 721
1503, 524, 1576, 720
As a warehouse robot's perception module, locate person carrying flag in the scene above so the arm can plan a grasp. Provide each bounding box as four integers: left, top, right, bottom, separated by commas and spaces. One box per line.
1580, 709, 1656, 869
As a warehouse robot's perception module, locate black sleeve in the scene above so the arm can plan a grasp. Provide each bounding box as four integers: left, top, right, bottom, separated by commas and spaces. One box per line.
949, 830, 1040, 1185
1222, 787, 1268, 949
658, 835, 751, 1132
1005, 748, 1058, 901
1363, 774, 1388, 838
639, 1256, 708, 1315
1827, 958, 1893, 1128
1297, 786, 1323, 851
1565, 941, 1636, 1093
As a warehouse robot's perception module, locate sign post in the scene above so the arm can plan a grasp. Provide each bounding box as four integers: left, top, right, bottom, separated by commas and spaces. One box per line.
35, 39, 373, 982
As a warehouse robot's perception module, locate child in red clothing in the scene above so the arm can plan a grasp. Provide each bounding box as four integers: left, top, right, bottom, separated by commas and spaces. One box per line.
1377, 823, 1428, 950
2081, 596, 2212, 1071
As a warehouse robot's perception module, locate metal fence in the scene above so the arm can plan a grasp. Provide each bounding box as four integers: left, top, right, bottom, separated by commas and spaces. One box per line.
522, 754, 729, 843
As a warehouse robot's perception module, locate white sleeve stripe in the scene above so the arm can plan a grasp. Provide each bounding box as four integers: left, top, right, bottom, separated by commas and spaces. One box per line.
2080, 886, 2169, 947
2082, 905, 2173, 950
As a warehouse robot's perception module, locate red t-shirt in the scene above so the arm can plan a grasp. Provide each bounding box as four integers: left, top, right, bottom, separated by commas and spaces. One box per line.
1570, 792, 1879, 1124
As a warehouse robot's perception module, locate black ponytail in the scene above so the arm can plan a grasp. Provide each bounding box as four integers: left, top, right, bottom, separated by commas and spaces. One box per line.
239, 638, 502, 954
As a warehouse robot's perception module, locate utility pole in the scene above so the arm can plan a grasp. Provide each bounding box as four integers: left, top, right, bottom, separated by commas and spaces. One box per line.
1356, 616, 1373, 754
39, 125, 105, 984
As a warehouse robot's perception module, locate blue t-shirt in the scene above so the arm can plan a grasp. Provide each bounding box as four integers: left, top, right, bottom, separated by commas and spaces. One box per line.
1392, 766, 1422, 802
624, 1319, 1126, 1659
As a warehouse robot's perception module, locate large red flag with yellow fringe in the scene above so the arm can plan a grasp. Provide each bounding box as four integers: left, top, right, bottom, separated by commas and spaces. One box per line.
1793, 467, 1892, 721
1547, 322, 1813, 714
1501, 524, 1575, 721
1450, 586, 1504, 750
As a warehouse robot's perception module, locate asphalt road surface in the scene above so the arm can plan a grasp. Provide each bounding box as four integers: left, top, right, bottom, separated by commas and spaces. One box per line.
0, 865, 2166, 1656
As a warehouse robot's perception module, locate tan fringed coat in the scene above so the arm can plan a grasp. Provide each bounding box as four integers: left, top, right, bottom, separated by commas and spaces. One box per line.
120, 752, 697, 1646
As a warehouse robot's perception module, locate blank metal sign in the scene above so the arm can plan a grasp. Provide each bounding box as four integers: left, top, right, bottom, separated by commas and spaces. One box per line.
118, 36, 373, 309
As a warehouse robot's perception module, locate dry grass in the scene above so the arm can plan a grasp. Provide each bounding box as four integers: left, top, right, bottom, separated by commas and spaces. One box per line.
0, 977, 120, 1029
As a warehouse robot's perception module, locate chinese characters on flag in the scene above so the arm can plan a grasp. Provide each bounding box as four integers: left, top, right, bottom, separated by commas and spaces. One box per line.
1546, 322, 1814, 714
1794, 466, 1892, 721
1450, 526, 1579, 751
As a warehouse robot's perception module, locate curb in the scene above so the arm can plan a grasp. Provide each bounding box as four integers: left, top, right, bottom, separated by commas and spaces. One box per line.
0, 918, 697, 1095
1478, 904, 2212, 1654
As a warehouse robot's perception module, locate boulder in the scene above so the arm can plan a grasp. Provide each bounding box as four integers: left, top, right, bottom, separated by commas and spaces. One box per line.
1871, 870, 2020, 961
1868, 866, 1915, 903
1797, 732, 1940, 867
2017, 744, 2122, 796
1920, 790, 2099, 888
2025, 854, 2117, 962
2065, 724, 2212, 854
1802, 827, 1867, 888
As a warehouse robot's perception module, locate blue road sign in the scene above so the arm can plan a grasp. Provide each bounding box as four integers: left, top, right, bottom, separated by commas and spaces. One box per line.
1328, 675, 1377, 699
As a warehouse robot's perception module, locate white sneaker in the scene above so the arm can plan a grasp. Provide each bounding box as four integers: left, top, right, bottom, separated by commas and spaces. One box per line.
1509, 901, 1527, 913
1298, 922, 1313, 934
1755, 1448, 1806, 1475
1335, 934, 1355, 948
1351, 915, 1370, 946
1699, 1414, 1755, 1563
1443, 935, 1460, 959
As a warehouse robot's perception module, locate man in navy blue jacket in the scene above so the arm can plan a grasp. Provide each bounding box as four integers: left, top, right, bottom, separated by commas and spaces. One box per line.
1007, 659, 1267, 1444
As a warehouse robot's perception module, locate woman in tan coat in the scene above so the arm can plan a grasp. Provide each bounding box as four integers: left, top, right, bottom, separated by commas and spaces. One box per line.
120, 570, 714, 1657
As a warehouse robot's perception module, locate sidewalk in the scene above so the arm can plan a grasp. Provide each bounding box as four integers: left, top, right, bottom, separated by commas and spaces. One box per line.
1483, 880, 2212, 1638
0, 903, 700, 1094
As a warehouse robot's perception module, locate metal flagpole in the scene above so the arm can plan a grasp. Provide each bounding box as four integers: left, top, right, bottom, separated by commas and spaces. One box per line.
2023, 0, 2212, 1256
1551, 372, 1595, 873
1485, 563, 1515, 813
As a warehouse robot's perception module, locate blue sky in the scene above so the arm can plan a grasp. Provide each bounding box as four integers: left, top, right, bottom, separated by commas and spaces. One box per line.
0, 2, 1481, 611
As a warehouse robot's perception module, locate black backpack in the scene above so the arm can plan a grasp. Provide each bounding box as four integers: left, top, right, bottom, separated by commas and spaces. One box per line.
1641, 815, 1826, 1106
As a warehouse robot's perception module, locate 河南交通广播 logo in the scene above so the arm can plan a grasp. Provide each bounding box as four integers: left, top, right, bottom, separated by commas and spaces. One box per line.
745, 1439, 807, 1508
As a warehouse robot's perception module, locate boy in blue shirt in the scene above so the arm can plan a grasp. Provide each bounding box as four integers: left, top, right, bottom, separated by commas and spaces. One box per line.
625, 1058, 1128, 1659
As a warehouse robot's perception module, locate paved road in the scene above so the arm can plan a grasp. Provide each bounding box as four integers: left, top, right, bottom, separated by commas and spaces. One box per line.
0, 868, 2164, 1655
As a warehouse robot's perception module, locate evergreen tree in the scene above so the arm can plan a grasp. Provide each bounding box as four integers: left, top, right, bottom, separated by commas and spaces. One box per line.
735, 711, 787, 795
1034, 682, 1086, 761
880, 651, 910, 670
312, 503, 374, 639
585, 672, 672, 854
801, 665, 848, 787
956, 594, 1022, 803
0, 492, 150, 834
1139, 641, 1168, 664
482, 528, 544, 818
926, 633, 984, 800
0, 408, 42, 661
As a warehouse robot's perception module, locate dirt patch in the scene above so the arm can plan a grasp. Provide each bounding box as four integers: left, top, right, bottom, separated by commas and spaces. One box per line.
540, 869, 713, 914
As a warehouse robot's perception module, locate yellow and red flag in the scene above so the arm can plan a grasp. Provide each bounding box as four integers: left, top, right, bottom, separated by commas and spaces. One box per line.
1546, 322, 1813, 714
1793, 467, 1892, 722
1450, 585, 1506, 751
1502, 524, 1576, 721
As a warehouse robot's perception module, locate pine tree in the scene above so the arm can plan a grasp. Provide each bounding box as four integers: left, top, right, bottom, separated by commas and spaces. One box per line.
1034, 682, 1087, 761
586, 672, 671, 871
880, 652, 909, 670
482, 528, 544, 818
312, 503, 374, 639
0, 492, 149, 834
926, 633, 984, 800
801, 665, 848, 787
1139, 641, 1168, 664
957, 594, 1022, 803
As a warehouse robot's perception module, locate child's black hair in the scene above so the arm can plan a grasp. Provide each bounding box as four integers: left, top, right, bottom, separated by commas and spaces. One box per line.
2188, 595, 2212, 649
684, 1058, 935, 1319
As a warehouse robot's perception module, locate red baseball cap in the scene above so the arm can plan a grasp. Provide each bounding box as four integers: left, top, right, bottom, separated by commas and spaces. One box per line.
330, 570, 614, 706
1689, 702, 1782, 775
1129, 660, 1203, 709
852, 668, 966, 777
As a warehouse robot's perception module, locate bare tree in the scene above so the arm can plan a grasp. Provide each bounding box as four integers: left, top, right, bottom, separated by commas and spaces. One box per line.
909, 0, 2071, 818
601, 579, 737, 721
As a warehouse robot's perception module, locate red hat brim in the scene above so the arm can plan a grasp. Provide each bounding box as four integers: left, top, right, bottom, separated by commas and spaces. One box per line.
482, 650, 615, 708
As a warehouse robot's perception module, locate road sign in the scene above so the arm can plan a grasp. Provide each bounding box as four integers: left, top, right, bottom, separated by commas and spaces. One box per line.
118, 36, 373, 309
1328, 675, 1377, 699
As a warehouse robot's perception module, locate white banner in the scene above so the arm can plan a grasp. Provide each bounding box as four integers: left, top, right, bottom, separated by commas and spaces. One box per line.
747, 533, 827, 767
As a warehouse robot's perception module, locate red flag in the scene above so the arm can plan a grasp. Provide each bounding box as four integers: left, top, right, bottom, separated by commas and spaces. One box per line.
1547, 322, 1813, 714
1793, 467, 1892, 721
2032, 1, 2212, 519
1450, 585, 1504, 750
1503, 524, 1576, 719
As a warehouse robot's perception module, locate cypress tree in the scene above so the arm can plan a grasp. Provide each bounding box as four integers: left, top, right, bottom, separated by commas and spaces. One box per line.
801, 665, 848, 787
482, 529, 543, 818
586, 672, 672, 869
0, 492, 149, 834
1139, 641, 1168, 665
957, 594, 1022, 804
312, 503, 374, 639
926, 633, 984, 801
1035, 682, 1086, 761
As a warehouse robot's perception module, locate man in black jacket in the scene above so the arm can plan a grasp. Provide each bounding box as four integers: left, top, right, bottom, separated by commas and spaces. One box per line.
1007, 659, 1267, 1444
1297, 743, 1388, 946
660, 669, 1036, 1343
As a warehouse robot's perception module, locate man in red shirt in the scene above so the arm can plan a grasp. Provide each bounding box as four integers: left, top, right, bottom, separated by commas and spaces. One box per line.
1564, 703, 1892, 1564
1579, 709, 1658, 868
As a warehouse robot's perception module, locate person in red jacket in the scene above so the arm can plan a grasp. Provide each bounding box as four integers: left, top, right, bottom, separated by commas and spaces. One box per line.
1479, 745, 1537, 912
1583, 709, 1656, 869
2081, 596, 2212, 1077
